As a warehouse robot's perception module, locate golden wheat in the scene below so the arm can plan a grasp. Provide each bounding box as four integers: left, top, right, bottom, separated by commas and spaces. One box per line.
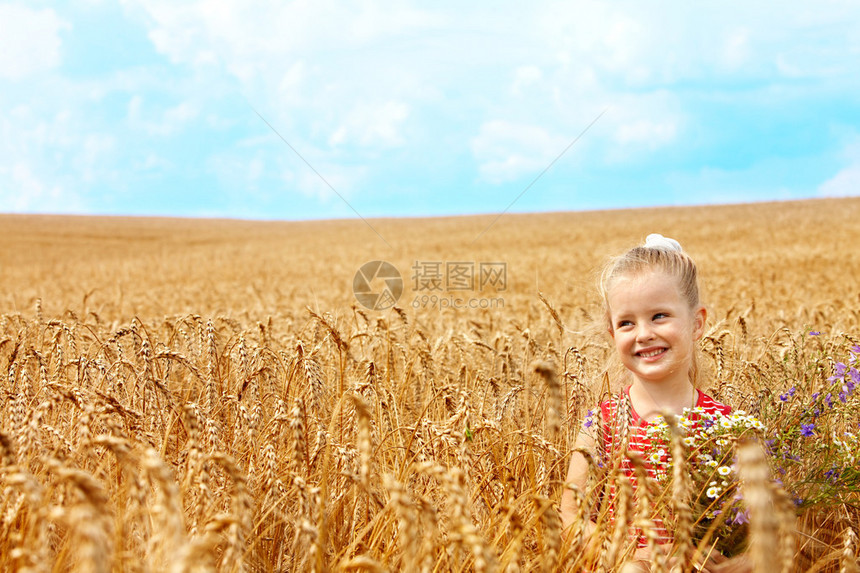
0, 198, 859, 571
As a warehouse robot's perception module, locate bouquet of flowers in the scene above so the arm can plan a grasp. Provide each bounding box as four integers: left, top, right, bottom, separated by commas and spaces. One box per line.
645, 407, 766, 555
766, 344, 860, 510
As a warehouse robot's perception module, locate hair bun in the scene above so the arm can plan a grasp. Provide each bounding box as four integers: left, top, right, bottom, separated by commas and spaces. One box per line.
644, 233, 683, 252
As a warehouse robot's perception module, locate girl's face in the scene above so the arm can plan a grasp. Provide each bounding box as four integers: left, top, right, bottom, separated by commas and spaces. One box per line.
606, 268, 706, 388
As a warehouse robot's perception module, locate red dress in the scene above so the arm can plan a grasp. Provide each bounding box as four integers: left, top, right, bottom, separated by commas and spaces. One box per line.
595, 386, 732, 547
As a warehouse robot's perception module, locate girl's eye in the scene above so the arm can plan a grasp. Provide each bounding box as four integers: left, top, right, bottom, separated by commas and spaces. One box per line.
617, 320, 633, 328
653, 313, 668, 320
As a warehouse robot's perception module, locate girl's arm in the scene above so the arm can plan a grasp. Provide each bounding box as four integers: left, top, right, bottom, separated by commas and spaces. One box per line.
559, 429, 598, 539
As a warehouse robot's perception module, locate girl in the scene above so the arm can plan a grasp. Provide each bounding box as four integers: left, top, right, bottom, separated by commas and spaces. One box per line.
559, 234, 750, 572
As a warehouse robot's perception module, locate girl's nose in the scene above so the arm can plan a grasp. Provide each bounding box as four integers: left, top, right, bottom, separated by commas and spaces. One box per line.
635, 323, 655, 341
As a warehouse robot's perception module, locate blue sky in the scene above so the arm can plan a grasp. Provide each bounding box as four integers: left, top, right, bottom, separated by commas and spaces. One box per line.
1, 1, 859, 220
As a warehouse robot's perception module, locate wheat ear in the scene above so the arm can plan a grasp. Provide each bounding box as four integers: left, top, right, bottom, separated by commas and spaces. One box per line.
738, 441, 780, 573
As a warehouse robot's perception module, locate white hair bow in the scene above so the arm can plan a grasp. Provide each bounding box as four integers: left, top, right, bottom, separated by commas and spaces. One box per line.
644, 233, 683, 252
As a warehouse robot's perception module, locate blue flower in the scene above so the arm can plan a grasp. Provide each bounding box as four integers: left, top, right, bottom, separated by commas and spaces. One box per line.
801, 423, 815, 437
732, 509, 750, 525
824, 468, 840, 484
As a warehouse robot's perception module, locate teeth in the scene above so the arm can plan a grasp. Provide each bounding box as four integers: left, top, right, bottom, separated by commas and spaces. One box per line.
639, 349, 664, 358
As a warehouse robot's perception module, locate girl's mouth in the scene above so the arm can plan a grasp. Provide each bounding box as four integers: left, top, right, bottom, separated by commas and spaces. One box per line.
637, 348, 667, 359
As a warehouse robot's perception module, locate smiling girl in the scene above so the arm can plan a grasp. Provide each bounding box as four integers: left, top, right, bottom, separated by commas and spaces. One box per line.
559, 234, 751, 572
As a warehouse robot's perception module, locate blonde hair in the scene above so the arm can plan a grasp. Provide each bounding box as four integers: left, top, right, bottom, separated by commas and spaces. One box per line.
598, 234, 703, 386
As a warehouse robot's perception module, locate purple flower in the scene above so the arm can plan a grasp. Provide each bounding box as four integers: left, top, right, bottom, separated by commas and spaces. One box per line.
732, 509, 750, 525
801, 423, 815, 437
851, 344, 860, 353
826, 393, 833, 408
812, 392, 820, 400
583, 409, 596, 428
780, 387, 797, 401
836, 362, 848, 377
809, 331, 821, 336
839, 392, 847, 403
850, 368, 860, 384
824, 468, 840, 483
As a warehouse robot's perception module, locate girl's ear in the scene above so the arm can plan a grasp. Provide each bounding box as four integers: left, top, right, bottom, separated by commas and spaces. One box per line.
692, 305, 707, 340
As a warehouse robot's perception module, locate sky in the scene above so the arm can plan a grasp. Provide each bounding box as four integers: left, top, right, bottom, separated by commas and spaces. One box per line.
1, 1, 859, 221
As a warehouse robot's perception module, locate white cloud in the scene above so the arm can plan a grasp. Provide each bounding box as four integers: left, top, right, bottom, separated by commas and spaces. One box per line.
721, 28, 751, 70
0, 5, 69, 80
511, 66, 543, 96
538, 1, 860, 86
0, 101, 117, 213
818, 165, 860, 197
615, 120, 676, 146
818, 137, 860, 197
138, 153, 172, 171
471, 120, 570, 184
124, 1, 860, 158
127, 95, 199, 135
328, 101, 410, 148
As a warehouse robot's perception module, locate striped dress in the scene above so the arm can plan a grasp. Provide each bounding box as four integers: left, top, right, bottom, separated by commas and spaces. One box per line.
596, 386, 732, 547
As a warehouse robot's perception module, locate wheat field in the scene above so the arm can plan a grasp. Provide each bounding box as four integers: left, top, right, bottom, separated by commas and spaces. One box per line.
1, 198, 859, 572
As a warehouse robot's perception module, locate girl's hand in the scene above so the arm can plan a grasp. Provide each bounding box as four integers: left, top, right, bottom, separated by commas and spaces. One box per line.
625, 545, 752, 573
699, 554, 753, 573
624, 543, 676, 572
